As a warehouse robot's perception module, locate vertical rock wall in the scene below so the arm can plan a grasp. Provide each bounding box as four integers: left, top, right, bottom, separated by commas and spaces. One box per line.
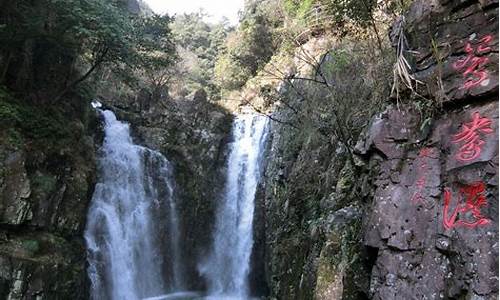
357, 0, 498, 299
0, 99, 99, 299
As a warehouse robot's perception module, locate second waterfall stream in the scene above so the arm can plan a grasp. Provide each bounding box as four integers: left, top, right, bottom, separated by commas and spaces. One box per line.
200, 114, 269, 299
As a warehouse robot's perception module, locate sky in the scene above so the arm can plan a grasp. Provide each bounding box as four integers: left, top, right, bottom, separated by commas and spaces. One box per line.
143, 0, 245, 25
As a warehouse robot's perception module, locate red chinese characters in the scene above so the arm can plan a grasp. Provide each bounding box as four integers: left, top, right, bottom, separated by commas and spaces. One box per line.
443, 182, 490, 230
410, 148, 434, 204
411, 177, 426, 204
453, 35, 492, 89
452, 112, 493, 161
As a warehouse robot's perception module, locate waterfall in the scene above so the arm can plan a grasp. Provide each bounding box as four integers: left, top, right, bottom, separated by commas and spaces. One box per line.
85, 110, 184, 300
200, 114, 269, 299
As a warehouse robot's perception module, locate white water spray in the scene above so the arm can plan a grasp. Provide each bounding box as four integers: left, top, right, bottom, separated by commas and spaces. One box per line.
200, 114, 269, 299
85, 110, 183, 300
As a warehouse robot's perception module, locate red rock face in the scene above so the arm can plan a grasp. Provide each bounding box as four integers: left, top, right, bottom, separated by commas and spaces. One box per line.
357, 0, 499, 299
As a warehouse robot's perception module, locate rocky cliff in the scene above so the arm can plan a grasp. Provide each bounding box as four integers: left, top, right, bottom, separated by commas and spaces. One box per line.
0, 91, 99, 299
360, 1, 498, 299
259, 0, 498, 299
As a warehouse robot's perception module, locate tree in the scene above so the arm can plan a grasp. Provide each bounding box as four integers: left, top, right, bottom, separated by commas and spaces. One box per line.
169, 12, 230, 99
53, 0, 138, 100
213, 0, 283, 91
0, 0, 176, 102
134, 14, 177, 100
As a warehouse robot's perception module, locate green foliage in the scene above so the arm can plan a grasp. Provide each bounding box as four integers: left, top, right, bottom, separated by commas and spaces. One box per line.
132, 14, 178, 95
0, 101, 21, 125
0, 1, 128, 71
135, 14, 177, 67
284, 0, 314, 18
322, 49, 351, 74
5, 128, 23, 148
284, 0, 377, 29
169, 12, 230, 99
214, 1, 282, 91
171, 12, 228, 54
0, 0, 176, 100
0, 88, 71, 142
214, 54, 253, 90
47, 0, 153, 77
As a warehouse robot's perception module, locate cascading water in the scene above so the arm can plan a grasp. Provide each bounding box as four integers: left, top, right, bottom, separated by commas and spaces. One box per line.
85, 110, 184, 300
200, 114, 269, 299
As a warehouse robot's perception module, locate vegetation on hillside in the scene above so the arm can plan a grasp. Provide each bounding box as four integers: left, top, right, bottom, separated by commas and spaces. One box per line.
169, 12, 230, 99
205, 0, 412, 156
214, 0, 283, 92
210, 0, 411, 98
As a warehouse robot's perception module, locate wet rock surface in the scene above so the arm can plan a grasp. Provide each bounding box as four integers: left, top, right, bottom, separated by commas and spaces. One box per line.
0, 230, 87, 300
1, 152, 32, 225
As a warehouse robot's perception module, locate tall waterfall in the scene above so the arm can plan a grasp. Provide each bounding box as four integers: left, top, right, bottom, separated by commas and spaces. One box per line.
200, 114, 269, 299
85, 110, 183, 300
